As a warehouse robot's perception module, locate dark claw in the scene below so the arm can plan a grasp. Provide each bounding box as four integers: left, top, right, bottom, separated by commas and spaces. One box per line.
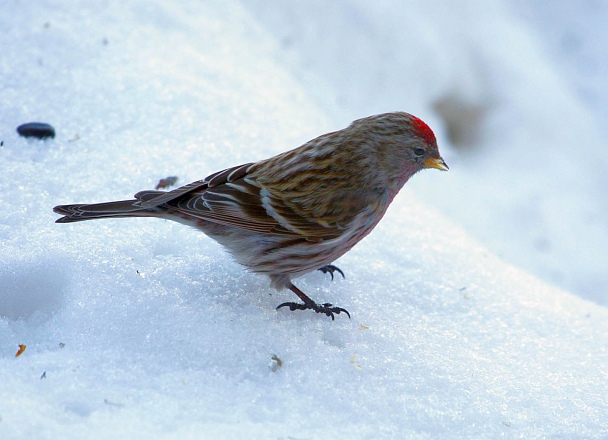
276, 301, 351, 320
317, 264, 345, 281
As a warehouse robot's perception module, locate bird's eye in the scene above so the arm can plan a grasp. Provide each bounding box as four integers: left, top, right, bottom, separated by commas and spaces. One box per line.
413, 148, 425, 157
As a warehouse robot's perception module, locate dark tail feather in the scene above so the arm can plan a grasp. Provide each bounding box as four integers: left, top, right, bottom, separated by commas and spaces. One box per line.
53, 199, 159, 223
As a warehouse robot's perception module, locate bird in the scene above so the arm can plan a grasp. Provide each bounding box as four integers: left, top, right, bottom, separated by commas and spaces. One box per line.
54, 112, 448, 319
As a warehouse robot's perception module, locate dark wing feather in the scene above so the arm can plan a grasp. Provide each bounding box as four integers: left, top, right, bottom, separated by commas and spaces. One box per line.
136, 163, 254, 209
137, 162, 343, 240
173, 178, 291, 234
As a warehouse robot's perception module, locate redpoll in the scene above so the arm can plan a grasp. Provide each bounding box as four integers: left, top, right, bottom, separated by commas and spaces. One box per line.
54, 112, 448, 319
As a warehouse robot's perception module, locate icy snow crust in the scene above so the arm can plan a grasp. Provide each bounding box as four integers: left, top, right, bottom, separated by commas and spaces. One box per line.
1, 1, 607, 438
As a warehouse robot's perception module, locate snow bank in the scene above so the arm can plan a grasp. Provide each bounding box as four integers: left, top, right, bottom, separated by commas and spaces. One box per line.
1, 1, 607, 438
244, 0, 608, 305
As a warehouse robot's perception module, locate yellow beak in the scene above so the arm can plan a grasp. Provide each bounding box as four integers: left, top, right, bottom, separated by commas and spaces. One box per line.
423, 157, 449, 171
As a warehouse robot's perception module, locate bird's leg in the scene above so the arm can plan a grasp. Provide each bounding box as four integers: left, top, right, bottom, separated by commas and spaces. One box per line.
276, 282, 350, 320
317, 264, 345, 281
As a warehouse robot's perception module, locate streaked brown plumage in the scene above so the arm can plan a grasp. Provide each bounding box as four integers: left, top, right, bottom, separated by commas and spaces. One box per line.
54, 112, 448, 319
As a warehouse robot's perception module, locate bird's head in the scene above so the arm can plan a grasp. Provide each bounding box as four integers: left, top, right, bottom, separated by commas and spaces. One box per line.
350, 112, 448, 187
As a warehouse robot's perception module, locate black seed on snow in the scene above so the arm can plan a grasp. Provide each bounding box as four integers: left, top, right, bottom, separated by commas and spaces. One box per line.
16, 122, 56, 139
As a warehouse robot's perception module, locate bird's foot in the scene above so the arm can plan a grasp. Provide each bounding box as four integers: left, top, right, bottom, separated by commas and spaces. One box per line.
317, 264, 345, 281
276, 301, 350, 320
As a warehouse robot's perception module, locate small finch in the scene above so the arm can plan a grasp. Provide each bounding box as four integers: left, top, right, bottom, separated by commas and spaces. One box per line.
54, 112, 448, 319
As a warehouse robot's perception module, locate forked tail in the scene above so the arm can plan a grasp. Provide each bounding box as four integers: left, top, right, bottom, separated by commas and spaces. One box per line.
53, 199, 159, 223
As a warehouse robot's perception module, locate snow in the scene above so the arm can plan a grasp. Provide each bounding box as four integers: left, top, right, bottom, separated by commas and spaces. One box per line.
1, 0, 607, 438
243, 0, 608, 305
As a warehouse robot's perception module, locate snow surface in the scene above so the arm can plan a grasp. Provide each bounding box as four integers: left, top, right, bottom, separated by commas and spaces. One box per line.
1, 0, 607, 438
244, 0, 608, 305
